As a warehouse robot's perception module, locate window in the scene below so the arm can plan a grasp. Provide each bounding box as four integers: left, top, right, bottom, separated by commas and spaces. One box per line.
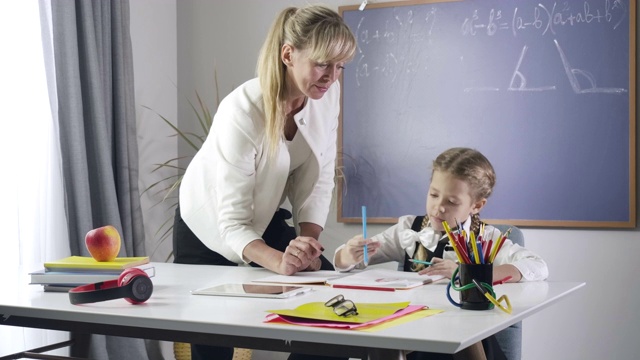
0, 1, 70, 356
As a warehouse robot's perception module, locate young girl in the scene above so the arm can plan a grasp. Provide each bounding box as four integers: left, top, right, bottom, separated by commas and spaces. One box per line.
333, 147, 548, 360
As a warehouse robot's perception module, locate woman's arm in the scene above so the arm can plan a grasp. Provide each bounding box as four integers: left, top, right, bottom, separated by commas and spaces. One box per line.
242, 240, 298, 275
242, 235, 324, 275
299, 222, 322, 240
298, 222, 324, 271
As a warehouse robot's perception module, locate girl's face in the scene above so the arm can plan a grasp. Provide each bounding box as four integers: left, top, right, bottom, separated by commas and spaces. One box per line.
426, 170, 486, 232
283, 45, 345, 102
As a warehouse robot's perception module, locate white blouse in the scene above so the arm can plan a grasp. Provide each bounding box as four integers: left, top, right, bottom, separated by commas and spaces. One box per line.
334, 215, 549, 281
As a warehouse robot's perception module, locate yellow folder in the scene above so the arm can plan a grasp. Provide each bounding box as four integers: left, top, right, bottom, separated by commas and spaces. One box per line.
268, 301, 411, 324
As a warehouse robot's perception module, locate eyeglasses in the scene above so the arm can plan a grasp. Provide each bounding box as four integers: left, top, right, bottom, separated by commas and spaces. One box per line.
325, 294, 358, 317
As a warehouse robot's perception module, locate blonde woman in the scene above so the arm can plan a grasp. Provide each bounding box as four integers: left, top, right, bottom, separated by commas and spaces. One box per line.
175, 5, 356, 359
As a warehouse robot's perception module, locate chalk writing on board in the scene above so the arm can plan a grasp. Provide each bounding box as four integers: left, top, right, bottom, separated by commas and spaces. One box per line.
353, 8, 436, 86
553, 39, 627, 93
503, 39, 627, 93
461, 0, 628, 37
352, 1, 628, 93
339, 0, 634, 226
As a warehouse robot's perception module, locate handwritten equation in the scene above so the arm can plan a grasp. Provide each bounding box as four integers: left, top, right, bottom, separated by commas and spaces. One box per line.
461, 0, 629, 37
346, 0, 630, 93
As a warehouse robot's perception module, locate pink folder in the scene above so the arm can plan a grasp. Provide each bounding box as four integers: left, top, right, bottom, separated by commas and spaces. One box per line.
265, 304, 427, 329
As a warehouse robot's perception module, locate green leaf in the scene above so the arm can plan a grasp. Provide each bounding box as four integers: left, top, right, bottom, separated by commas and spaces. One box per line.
141, 81, 224, 261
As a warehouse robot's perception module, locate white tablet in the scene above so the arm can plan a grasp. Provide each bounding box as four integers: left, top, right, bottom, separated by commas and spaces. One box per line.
191, 283, 313, 299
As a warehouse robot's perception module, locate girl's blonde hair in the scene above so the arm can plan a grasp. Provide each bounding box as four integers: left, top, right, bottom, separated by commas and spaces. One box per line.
257, 5, 356, 157
432, 147, 496, 201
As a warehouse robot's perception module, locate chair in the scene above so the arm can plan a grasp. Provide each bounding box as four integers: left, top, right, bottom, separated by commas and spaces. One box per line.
492, 224, 524, 360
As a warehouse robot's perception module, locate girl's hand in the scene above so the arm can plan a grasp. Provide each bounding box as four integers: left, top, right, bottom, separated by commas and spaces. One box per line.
336, 235, 380, 268
419, 257, 458, 279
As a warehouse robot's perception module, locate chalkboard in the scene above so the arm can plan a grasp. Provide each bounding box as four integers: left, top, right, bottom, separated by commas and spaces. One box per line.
338, 0, 636, 228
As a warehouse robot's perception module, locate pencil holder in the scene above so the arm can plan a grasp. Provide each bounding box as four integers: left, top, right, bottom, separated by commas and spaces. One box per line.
459, 263, 494, 310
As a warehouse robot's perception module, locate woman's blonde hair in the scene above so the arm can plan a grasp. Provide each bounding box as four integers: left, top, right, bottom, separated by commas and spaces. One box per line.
257, 5, 356, 157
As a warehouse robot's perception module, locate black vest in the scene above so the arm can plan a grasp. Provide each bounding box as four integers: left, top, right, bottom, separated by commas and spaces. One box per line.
401, 216, 450, 272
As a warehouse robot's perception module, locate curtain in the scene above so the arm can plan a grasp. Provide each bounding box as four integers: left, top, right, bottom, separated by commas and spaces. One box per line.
0, 0, 70, 356
50, 0, 149, 358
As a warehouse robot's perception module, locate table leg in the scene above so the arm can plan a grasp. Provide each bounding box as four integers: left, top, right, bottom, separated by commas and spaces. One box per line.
367, 349, 407, 360
453, 342, 487, 360
69, 332, 90, 358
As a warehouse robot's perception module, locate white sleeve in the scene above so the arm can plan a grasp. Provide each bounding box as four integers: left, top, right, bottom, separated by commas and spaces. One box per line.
492, 240, 549, 281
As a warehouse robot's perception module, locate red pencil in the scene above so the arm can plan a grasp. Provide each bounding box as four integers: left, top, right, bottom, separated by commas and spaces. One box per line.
493, 276, 513, 285
484, 239, 493, 263
331, 284, 396, 292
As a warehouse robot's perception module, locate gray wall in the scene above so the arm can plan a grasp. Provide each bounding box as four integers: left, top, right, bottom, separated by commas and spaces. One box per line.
131, 0, 177, 265
131, 1, 177, 357
132, 1, 640, 359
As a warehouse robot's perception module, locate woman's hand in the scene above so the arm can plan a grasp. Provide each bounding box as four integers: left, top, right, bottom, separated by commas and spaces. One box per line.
335, 235, 380, 268
243, 237, 322, 275
278, 236, 324, 275
419, 257, 458, 279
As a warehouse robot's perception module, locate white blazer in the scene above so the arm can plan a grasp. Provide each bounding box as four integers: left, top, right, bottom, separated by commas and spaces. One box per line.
179, 78, 340, 264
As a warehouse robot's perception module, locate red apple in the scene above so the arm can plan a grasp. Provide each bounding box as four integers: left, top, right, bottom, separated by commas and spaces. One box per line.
85, 225, 121, 262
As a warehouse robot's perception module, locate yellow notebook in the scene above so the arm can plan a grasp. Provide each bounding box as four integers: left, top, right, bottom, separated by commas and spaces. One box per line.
44, 256, 149, 272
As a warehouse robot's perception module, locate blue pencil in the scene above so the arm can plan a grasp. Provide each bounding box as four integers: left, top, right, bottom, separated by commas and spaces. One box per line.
362, 206, 368, 266
408, 259, 433, 266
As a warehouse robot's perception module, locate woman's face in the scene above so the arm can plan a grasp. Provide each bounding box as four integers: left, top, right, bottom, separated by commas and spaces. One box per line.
426, 170, 485, 232
283, 45, 345, 101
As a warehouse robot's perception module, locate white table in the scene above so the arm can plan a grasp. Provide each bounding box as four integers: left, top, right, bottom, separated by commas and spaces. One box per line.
0, 263, 584, 359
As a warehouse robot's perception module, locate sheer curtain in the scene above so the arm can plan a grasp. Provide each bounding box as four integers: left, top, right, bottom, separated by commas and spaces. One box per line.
0, 0, 70, 356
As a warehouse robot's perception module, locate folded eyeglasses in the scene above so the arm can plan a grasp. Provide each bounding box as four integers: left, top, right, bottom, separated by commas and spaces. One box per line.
325, 294, 358, 317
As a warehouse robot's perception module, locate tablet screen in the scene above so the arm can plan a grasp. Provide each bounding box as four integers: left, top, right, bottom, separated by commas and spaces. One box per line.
191, 283, 312, 299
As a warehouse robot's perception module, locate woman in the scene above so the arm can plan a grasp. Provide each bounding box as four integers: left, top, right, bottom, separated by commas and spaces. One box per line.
174, 4, 356, 360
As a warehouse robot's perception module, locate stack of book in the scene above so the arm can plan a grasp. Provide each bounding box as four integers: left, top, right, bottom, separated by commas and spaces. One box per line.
29, 256, 154, 292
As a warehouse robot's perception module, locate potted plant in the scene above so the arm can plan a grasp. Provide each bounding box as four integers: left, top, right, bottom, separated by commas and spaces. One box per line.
141, 75, 220, 261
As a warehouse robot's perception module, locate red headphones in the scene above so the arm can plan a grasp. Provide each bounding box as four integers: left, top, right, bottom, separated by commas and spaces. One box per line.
68, 268, 153, 305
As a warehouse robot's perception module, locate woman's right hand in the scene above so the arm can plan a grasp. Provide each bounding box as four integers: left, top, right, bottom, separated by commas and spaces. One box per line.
278, 236, 324, 275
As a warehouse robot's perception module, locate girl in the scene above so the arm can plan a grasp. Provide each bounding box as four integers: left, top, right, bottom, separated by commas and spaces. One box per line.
333, 147, 548, 360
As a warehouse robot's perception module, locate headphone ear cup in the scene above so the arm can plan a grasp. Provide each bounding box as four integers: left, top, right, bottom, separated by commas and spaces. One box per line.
118, 267, 147, 284
118, 268, 153, 304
